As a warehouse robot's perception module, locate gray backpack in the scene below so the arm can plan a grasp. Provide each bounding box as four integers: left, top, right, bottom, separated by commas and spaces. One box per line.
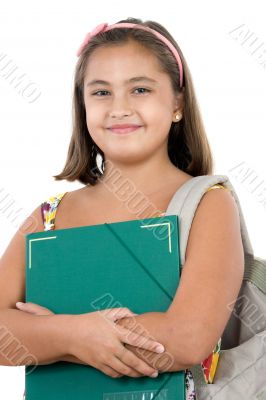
165, 174, 266, 399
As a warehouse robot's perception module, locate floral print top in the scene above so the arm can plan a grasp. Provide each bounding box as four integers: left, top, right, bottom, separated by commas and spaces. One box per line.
23, 183, 228, 400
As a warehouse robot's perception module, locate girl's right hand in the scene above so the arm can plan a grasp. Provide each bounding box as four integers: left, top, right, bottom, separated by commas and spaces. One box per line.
67, 307, 164, 379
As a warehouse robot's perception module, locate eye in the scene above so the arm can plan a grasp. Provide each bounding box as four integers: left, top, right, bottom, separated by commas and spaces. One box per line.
133, 87, 151, 94
91, 90, 110, 96
91, 88, 151, 97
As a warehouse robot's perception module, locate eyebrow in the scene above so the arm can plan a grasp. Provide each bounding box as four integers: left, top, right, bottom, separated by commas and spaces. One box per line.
86, 76, 158, 87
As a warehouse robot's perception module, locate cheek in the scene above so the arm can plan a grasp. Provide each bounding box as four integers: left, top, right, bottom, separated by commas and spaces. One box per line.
85, 106, 105, 133
143, 99, 171, 122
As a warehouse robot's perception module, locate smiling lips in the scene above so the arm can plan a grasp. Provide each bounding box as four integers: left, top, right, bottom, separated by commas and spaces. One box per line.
108, 124, 142, 134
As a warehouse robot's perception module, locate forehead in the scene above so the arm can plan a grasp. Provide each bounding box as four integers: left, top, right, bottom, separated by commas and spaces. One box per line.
84, 40, 164, 81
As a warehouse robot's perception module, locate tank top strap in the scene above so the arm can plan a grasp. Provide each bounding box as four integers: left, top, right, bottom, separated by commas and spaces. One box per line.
206, 183, 231, 192
41, 192, 67, 231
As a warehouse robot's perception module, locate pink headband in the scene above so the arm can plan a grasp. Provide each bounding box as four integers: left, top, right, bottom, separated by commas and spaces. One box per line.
76, 22, 183, 88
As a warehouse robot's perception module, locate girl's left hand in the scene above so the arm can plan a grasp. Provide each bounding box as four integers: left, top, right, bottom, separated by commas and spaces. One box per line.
16, 302, 55, 315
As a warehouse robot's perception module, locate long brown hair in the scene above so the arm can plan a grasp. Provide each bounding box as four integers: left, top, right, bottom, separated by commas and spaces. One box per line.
54, 17, 213, 185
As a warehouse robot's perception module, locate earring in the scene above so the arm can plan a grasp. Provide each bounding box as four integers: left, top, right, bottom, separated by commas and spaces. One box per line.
90, 143, 104, 177
90, 143, 98, 176
91, 143, 100, 157
175, 113, 182, 122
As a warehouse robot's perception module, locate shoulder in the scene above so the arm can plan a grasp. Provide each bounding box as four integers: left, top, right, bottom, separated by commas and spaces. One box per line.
42, 186, 94, 230
201, 182, 238, 218
47, 186, 91, 213
186, 183, 241, 261
20, 188, 83, 235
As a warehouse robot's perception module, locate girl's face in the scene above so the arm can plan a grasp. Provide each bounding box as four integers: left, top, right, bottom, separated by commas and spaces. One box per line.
83, 39, 182, 164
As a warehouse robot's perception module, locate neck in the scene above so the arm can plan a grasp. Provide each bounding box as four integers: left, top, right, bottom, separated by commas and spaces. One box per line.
94, 150, 181, 199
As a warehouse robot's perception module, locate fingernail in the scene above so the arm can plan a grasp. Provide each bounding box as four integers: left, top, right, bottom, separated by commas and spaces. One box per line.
16, 302, 24, 307
151, 371, 158, 378
155, 345, 165, 353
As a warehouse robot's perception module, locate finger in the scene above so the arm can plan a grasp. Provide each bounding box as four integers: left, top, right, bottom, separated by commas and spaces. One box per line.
100, 364, 124, 378
119, 327, 165, 353
115, 316, 137, 330
15, 302, 54, 315
115, 346, 158, 377
101, 308, 138, 321
110, 356, 146, 378
101, 308, 138, 322
16, 302, 41, 313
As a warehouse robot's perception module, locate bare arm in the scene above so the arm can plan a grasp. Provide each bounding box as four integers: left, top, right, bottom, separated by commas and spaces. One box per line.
116, 188, 245, 371
0, 309, 71, 366
0, 205, 72, 366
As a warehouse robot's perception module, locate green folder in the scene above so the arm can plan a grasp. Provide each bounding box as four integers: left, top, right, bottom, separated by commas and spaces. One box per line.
25, 214, 185, 399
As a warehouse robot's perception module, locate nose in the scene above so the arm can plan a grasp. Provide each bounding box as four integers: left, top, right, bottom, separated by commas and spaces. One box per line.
108, 94, 133, 118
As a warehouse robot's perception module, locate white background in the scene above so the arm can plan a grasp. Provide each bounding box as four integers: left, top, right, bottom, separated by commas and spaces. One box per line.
0, 0, 266, 398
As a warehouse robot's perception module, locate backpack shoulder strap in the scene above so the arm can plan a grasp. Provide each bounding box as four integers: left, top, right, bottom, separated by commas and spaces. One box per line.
165, 174, 254, 267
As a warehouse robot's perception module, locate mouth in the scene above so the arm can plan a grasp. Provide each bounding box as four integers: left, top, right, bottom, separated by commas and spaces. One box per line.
108, 126, 142, 135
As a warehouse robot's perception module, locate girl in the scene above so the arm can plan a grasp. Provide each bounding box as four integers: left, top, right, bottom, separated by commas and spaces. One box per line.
0, 17, 244, 399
